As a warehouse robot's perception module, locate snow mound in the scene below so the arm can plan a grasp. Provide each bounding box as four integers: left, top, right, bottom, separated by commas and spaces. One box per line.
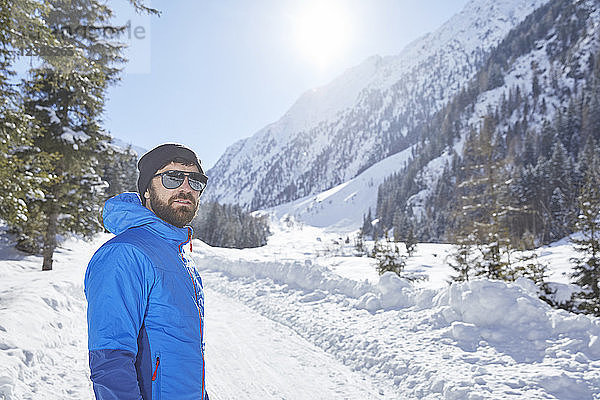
431, 279, 600, 362
195, 255, 375, 299
377, 272, 415, 310
195, 254, 419, 311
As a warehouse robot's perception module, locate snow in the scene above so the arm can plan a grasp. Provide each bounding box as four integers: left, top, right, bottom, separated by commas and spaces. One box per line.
0, 237, 97, 399
2, 218, 599, 399
205, 289, 385, 399
194, 220, 600, 399
34, 105, 61, 125
3, 2, 600, 397
60, 127, 90, 144
267, 145, 414, 232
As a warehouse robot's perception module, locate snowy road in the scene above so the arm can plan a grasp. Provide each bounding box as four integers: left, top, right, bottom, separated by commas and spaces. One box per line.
205, 288, 385, 400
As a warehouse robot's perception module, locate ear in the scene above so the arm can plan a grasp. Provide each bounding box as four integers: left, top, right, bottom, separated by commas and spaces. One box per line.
143, 189, 152, 211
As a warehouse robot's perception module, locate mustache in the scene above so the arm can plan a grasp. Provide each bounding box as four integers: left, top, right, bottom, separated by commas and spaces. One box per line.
169, 192, 196, 205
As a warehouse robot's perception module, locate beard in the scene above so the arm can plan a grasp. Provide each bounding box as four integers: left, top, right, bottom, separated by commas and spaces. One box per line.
148, 189, 199, 228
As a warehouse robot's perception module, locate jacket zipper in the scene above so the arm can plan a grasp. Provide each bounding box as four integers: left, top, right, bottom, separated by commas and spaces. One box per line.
179, 230, 205, 397
152, 353, 161, 400
152, 356, 160, 381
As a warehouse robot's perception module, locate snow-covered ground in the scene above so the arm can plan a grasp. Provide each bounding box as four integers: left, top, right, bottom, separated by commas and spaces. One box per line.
1, 219, 599, 399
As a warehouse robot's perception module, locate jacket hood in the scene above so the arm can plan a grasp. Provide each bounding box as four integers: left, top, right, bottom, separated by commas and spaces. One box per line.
102, 192, 191, 242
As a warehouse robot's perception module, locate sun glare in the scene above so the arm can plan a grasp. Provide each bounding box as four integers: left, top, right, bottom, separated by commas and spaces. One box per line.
292, 1, 353, 69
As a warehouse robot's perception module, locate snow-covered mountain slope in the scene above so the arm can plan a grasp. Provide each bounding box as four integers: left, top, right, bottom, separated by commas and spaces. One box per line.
371, 0, 600, 240
108, 136, 146, 157
3, 223, 598, 399
206, 0, 549, 210
266, 145, 414, 232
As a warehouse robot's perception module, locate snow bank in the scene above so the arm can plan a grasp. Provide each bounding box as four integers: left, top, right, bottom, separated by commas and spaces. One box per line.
431, 278, 600, 362
196, 255, 423, 312
198, 247, 600, 363
203, 263, 600, 399
195, 255, 375, 299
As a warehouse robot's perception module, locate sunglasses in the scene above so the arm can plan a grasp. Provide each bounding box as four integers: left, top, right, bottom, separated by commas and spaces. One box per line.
153, 170, 208, 192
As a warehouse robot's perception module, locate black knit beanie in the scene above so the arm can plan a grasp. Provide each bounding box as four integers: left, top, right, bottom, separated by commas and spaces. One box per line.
137, 143, 203, 205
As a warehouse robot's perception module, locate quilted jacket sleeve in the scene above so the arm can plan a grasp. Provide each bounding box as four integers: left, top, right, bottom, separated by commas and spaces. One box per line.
85, 244, 153, 399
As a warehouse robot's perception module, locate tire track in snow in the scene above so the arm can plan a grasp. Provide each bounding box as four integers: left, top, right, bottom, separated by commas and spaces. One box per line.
204, 288, 387, 400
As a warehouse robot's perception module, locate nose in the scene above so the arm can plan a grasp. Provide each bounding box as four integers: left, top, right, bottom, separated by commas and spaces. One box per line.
179, 176, 195, 192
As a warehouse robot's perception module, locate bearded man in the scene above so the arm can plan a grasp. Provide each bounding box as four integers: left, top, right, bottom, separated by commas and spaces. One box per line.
85, 143, 210, 400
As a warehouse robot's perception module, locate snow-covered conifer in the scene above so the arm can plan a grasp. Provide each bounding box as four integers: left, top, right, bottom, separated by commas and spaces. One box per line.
15, 0, 125, 270
571, 149, 600, 316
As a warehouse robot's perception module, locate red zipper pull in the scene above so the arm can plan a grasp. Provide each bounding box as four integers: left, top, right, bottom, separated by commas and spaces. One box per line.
152, 356, 160, 381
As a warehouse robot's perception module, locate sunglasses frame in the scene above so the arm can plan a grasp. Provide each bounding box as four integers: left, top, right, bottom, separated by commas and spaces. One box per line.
153, 170, 208, 193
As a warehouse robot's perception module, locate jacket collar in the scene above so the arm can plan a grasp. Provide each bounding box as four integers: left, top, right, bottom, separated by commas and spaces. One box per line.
102, 192, 192, 243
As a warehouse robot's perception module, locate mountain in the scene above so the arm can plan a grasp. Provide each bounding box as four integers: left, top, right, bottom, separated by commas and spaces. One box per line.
372, 0, 600, 244
107, 137, 147, 157
205, 0, 550, 210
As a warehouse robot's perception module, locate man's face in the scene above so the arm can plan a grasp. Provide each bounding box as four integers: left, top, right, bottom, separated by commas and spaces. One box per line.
145, 162, 201, 228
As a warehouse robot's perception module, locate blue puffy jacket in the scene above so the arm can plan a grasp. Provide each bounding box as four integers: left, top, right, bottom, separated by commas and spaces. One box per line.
85, 193, 207, 399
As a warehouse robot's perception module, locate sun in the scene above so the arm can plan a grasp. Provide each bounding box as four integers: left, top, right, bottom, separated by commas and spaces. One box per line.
291, 1, 353, 69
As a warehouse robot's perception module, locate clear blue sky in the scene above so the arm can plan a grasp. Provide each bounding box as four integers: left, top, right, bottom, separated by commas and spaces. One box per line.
105, 0, 471, 168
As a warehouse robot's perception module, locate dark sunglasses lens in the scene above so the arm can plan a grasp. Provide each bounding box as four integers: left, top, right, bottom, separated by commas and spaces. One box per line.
161, 172, 184, 189
187, 179, 202, 191
187, 174, 207, 192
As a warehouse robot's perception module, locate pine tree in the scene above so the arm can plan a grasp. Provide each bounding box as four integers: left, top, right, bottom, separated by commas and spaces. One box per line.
537, 121, 555, 159
0, 0, 155, 263
362, 208, 373, 238
449, 129, 481, 282
16, 0, 125, 270
547, 142, 576, 240
509, 165, 541, 241
0, 0, 60, 228
576, 136, 599, 188
448, 233, 479, 282
582, 90, 600, 143
404, 227, 418, 257
508, 231, 550, 288
102, 145, 139, 198
353, 231, 366, 256
191, 201, 271, 249
372, 232, 406, 278
549, 187, 568, 232
570, 151, 600, 316
451, 117, 512, 280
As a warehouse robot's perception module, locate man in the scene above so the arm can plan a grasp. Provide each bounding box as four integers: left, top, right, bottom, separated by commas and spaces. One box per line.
85, 143, 209, 400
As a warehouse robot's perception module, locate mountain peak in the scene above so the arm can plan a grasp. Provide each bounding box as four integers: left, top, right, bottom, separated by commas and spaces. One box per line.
206, 0, 550, 211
